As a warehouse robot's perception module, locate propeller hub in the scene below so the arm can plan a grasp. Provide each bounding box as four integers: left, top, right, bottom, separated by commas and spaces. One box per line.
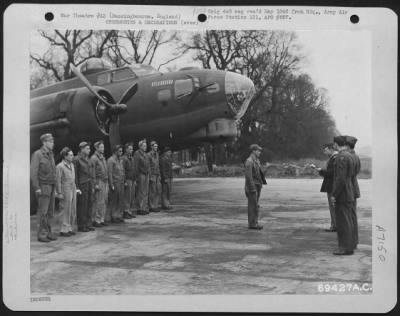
109, 103, 128, 115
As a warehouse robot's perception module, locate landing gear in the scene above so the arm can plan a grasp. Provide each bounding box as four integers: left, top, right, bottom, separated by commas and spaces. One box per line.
203, 143, 214, 172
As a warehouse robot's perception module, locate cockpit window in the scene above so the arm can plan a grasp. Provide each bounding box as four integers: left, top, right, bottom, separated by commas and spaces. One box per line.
130, 64, 161, 77
112, 68, 136, 82
97, 72, 111, 85
174, 79, 193, 99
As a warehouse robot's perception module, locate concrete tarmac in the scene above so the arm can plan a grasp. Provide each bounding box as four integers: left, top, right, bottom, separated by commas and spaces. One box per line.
31, 178, 372, 295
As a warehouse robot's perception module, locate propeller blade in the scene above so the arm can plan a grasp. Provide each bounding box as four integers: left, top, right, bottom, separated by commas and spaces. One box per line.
70, 63, 112, 107
118, 82, 138, 105
109, 116, 121, 150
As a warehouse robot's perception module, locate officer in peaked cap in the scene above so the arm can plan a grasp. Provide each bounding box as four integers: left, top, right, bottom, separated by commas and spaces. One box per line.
244, 144, 267, 230
331, 135, 356, 255
317, 142, 338, 232
333, 135, 346, 147
344, 135, 361, 248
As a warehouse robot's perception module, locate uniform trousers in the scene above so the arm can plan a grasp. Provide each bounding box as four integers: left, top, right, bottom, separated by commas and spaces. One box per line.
246, 185, 261, 227
327, 192, 336, 229
59, 184, 77, 233
148, 175, 161, 210
124, 179, 136, 214
93, 180, 108, 224
352, 199, 359, 246
109, 182, 124, 220
77, 182, 92, 230
37, 184, 56, 239
161, 178, 172, 208
136, 174, 149, 212
335, 201, 356, 251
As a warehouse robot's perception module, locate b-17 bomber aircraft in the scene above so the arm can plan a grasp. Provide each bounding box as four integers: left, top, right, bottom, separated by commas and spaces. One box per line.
30, 58, 256, 154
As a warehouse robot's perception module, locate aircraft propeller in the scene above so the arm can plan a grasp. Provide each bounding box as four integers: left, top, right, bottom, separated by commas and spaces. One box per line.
70, 63, 138, 150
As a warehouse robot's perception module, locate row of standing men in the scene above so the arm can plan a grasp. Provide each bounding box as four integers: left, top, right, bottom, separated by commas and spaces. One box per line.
30, 134, 174, 242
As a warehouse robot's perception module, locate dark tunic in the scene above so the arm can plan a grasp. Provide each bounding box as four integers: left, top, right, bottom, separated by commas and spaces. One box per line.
348, 148, 361, 246
148, 151, 160, 177
348, 149, 361, 199
30, 147, 56, 190
332, 150, 357, 251
160, 154, 173, 181
74, 154, 94, 229
121, 154, 136, 181
319, 153, 337, 193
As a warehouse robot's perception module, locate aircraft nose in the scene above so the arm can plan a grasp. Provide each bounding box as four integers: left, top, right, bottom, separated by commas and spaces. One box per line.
225, 72, 256, 119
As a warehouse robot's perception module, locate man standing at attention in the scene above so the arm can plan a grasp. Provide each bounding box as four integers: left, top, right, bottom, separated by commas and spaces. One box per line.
134, 139, 150, 215
160, 146, 173, 210
122, 142, 136, 219
244, 144, 267, 230
30, 133, 58, 242
148, 141, 161, 213
316, 143, 338, 232
331, 136, 356, 255
107, 145, 126, 223
74, 142, 95, 232
90, 140, 109, 227
56, 147, 80, 237
345, 135, 361, 248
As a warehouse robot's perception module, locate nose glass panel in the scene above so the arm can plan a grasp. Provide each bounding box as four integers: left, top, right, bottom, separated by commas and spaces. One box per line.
225, 72, 255, 119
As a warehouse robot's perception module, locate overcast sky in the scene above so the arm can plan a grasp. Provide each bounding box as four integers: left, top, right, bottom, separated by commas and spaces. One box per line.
31, 29, 372, 148
297, 30, 371, 148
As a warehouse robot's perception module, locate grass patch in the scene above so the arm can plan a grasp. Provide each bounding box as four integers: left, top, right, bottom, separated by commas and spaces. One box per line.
175, 156, 372, 179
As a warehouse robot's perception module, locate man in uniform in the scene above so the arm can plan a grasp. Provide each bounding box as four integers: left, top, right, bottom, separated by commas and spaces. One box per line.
90, 140, 109, 227
331, 136, 356, 255
122, 142, 136, 219
134, 139, 150, 215
316, 143, 338, 232
160, 146, 173, 210
107, 145, 126, 223
148, 141, 161, 212
74, 142, 95, 232
30, 133, 58, 242
244, 144, 267, 230
345, 135, 361, 247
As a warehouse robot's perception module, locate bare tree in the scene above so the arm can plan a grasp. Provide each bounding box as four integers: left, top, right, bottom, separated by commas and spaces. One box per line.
105, 30, 184, 69
183, 30, 335, 161
30, 30, 116, 87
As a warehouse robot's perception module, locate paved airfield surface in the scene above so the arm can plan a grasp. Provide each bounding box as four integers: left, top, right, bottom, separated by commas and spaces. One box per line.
31, 178, 372, 295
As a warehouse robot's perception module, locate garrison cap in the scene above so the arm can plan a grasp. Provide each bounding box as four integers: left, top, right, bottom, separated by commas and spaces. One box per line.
138, 139, 147, 147
79, 141, 91, 149
125, 142, 134, 149
94, 140, 104, 148
333, 136, 346, 146
250, 144, 263, 152
345, 135, 358, 147
150, 140, 158, 146
163, 146, 171, 153
40, 133, 54, 142
112, 144, 122, 153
